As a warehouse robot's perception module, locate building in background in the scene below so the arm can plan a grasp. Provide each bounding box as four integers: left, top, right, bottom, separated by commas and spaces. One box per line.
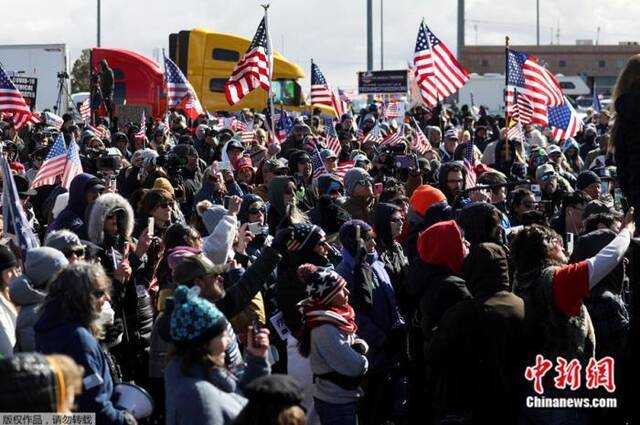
459, 41, 640, 95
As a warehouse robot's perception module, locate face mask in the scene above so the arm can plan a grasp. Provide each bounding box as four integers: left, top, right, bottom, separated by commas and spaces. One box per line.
97, 300, 115, 328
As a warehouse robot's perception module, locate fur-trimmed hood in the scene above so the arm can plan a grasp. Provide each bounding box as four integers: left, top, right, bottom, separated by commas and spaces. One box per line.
87, 193, 134, 246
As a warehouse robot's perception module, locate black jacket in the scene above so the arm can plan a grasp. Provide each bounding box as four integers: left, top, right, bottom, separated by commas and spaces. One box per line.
428, 243, 526, 425
614, 92, 640, 218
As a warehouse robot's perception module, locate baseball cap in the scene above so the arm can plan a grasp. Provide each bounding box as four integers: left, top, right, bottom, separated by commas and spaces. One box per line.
320, 148, 337, 161
262, 158, 288, 174
172, 254, 229, 284
535, 163, 558, 182
444, 129, 459, 141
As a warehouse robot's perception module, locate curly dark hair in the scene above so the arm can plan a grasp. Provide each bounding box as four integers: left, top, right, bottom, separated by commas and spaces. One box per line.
511, 224, 562, 275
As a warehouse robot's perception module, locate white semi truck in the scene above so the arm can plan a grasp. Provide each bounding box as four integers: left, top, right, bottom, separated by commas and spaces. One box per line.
0, 43, 70, 113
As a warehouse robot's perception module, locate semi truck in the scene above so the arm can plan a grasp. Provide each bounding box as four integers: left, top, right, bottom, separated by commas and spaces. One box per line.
0, 44, 70, 113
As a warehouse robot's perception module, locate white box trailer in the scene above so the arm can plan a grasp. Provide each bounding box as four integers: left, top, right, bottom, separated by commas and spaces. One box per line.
0, 44, 70, 113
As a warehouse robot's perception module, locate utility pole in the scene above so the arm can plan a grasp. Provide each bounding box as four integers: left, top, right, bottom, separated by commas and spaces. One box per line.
380, 0, 384, 70
457, 0, 465, 58
367, 0, 373, 71
474, 24, 478, 45
97, 0, 101, 47
596, 26, 601, 45
556, 22, 560, 45
536, 0, 540, 45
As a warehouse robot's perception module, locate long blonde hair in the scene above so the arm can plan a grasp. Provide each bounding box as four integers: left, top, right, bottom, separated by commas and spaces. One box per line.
611, 55, 640, 146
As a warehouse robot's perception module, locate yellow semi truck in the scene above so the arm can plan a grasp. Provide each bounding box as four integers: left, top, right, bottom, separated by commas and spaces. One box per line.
169, 28, 334, 115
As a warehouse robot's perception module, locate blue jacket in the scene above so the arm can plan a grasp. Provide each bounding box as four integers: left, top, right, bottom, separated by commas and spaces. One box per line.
34, 301, 126, 425
48, 173, 101, 239
336, 249, 405, 371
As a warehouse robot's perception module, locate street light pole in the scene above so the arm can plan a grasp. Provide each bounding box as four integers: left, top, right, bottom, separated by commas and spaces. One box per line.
536, 0, 540, 46
380, 0, 383, 70
97, 0, 101, 47
367, 0, 373, 71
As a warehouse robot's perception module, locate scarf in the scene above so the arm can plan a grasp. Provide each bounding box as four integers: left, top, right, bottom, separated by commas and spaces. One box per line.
301, 300, 358, 335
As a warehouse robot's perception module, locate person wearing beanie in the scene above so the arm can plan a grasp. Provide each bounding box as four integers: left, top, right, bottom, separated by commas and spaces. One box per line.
342, 167, 375, 224
296, 263, 368, 425
164, 285, 271, 425
200, 195, 241, 264
233, 374, 306, 425
404, 200, 453, 262
0, 244, 20, 357
336, 220, 406, 424
408, 184, 447, 225
44, 229, 87, 262
235, 156, 256, 193
407, 220, 471, 350
267, 176, 310, 235
576, 170, 602, 200
10, 247, 68, 352
132, 188, 174, 239
153, 177, 187, 224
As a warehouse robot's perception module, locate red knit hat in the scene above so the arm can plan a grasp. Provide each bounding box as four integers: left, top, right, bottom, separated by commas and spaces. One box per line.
417, 220, 464, 274
236, 156, 254, 171
409, 185, 447, 216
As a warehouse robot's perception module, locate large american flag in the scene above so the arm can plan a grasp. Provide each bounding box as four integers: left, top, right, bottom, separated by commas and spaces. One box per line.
0, 65, 38, 131
31, 132, 67, 189
506, 89, 537, 125
311, 62, 333, 108
225, 17, 270, 106
80, 97, 91, 121
548, 98, 583, 142
413, 21, 470, 107
61, 136, 83, 189
164, 54, 204, 119
1, 156, 40, 259
506, 49, 564, 126
412, 119, 432, 155
311, 147, 328, 178
134, 109, 146, 141
323, 117, 342, 156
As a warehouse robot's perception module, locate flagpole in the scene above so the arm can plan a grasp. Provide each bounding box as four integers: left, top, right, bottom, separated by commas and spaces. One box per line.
504, 35, 511, 161
262, 4, 277, 143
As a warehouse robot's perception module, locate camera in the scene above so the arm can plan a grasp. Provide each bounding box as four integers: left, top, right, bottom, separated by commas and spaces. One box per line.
57, 72, 70, 79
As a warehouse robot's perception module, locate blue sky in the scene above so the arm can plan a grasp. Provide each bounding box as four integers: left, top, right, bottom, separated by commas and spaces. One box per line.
3, 0, 638, 90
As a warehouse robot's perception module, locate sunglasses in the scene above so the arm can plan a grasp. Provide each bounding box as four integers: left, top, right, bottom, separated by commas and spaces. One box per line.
272, 170, 288, 176
159, 202, 174, 209
249, 207, 266, 214
63, 247, 85, 258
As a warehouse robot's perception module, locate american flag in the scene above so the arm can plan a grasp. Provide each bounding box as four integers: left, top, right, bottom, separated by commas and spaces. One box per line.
506, 89, 539, 125
506, 49, 564, 126
362, 123, 383, 145
1, 155, 40, 259
311, 61, 333, 109
333, 161, 355, 181
225, 18, 270, 106
311, 147, 327, 178
548, 98, 583, 142
61, 136, 83, 189
30, 132, 67, 189
0, 64, 38, 131
164, 54, 204, 119
506, 118, 526, 142
241, 130, 255, 145
411, 119, 432, 155
413, 21, 470, 107
86, 121, 106, 140
323, 117, 342, 156
42, 111, 64, 129
230, 117, 248, 132
79, 97, 91, 121
380, 123, 404, 146
331, 88, 349, 118
462, 140, 477, 188
135, 109, 146, 141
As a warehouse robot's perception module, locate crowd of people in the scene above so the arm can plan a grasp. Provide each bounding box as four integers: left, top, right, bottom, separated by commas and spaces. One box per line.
1, 55, 640, 425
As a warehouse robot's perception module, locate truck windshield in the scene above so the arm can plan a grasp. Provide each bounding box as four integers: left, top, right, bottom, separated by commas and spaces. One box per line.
272, 79, 301, 106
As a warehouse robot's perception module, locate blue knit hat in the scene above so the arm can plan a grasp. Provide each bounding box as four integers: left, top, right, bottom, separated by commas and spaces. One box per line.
170, 285, 227, 344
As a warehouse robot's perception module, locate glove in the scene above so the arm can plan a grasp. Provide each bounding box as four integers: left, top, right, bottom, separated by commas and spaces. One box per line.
351, 338, 369, 355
